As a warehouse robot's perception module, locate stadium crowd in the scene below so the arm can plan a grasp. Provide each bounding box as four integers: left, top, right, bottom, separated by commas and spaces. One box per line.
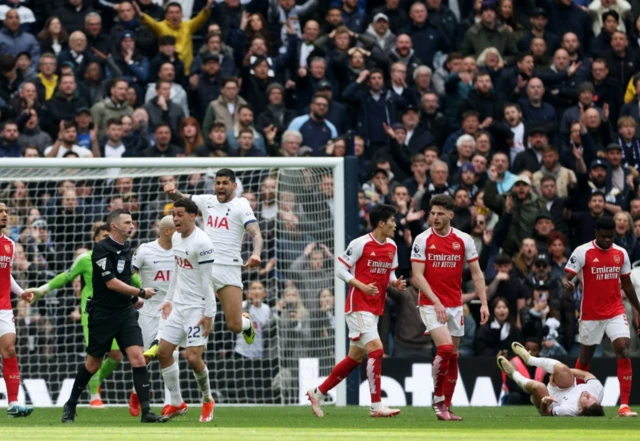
4, 0, 640, 403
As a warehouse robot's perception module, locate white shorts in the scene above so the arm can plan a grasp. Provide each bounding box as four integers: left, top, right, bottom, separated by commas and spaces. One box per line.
138, 313, 167, 349
212, 264, 242, 292
419, 305, 464, 337
578, 314, 630, 346
160, 305, 209, 348
0, 310, 15, 338
346, 311, 380, 349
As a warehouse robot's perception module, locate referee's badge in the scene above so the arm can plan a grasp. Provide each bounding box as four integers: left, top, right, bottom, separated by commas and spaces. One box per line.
117, 259, 126, 274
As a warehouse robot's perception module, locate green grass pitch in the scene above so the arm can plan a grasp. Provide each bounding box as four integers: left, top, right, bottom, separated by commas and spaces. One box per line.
1, 406, 639, 441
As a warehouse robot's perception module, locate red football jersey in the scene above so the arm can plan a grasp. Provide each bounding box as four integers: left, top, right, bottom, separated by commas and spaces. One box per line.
338, 233, 398, 316
564, 241, 629, 320
0, 234, 15, 310
410, 227, 478, 307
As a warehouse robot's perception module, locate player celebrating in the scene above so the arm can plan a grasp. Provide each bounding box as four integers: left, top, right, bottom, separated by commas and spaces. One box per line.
128, 215, 177, 416
60, 209, 166, 423
307, 204, 406, 418
157, 198, 216, 422
498, 342, 605, 416
562, 216, 640, 417
28, 225, 131, 408
164, 169, 262, 346
0, 202, 34, 417
411, 194, 489, 421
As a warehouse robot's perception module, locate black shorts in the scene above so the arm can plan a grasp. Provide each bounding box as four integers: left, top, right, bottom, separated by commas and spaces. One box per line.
87, 308, 143, 358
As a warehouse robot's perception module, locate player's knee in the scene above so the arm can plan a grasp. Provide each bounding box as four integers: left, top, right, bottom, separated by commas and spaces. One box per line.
186, 352, 201, 368
130, 354, 146, 367
1, 345, 16, 358
617, 346, 630, 359
554, 364, 571, 376
109, 351, 123, 362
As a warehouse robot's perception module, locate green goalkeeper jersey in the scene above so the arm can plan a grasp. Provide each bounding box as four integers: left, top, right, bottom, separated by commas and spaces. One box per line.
48, 251, 141, 326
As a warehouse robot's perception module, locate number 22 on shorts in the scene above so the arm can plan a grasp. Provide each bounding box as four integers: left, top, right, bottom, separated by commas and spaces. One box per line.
187, 326, 201, 339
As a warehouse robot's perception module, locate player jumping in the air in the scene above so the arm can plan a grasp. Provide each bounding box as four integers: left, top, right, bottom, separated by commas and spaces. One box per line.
28, 225, 131, 408
164, 169, 262, 348
411, 194, 489, 421
498, 342, 605, 416
0, 202, 34, 417
562, 216, 640, 417
158, 198, 216, 422
129, 215, 178, 416
307, 204, 407, 418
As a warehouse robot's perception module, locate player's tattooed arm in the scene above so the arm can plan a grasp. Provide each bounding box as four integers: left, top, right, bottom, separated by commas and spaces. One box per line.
246, 222, 263, 257
164, 183, 187, 201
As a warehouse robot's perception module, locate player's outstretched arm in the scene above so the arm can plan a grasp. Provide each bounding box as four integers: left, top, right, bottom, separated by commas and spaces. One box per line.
570, 369, 596, 382
621, 275, 640, 330
411, 261, 446, 323
29, 253, 90, 303
164, 183, 188, 201
469, 260, 489, 324
11, 275, 33, 303
244, 222, 263, 268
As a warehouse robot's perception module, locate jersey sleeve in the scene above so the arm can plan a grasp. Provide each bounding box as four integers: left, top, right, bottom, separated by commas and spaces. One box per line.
49, 253, 91, 290
585, 379, 605, 402
410, 233, 427, 263
621, 248, 632, 276
564, 246, 585, 275
190, 194, 210, 212
392, 244, 399, 270
131, 244, 146, 271
462, 233, 479, 262
238, 197, 258, 227
338, 238, 364, 269
92, 243, 116, 282
198, 236, 215, 264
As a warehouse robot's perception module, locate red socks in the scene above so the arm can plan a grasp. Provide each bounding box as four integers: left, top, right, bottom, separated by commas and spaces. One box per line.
367, 349, 383, 404
318, 356, 361, 395
2, 357, 20, 403
618, 358, 632, 406
433, 344, 454, 399
444, 352, 459, 407
575, 360, 590, 385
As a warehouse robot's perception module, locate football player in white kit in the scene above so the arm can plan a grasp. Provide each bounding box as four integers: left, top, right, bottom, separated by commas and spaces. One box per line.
164, 168, 263, 345
157, 198, 216, 422
497, 342, 605, 417
127, 215, 178, 417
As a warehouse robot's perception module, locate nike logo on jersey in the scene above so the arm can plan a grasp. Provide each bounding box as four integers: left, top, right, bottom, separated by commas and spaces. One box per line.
117, 250, 121, 254
207, 206, 214, 208
429, 245, 437, 249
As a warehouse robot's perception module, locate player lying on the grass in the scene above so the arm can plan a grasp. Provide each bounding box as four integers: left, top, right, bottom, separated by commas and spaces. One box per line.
164, 168, 261, 346
307, 204, 406, 418
157, 198, 216, 422
0, 202, 33, 418
562, 215, 640, 417
497, 342, 605, 417
128, 215, 178, 417
28, 225, 133, 409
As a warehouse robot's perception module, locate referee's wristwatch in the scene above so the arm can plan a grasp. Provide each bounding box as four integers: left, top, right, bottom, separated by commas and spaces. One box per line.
139, 288, 147, 299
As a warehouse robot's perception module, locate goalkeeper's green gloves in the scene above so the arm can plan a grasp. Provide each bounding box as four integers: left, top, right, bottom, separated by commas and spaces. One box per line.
28, 284, 50, 304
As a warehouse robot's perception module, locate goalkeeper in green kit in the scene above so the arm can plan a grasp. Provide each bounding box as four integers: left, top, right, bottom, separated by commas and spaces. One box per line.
27, 225, 141, 408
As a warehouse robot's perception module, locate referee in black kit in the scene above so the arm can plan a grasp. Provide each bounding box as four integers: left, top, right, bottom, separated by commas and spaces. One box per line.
62, 209, 168, 423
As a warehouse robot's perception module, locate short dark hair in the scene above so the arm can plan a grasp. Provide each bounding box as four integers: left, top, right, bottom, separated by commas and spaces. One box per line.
106, 117, 121, 128
156, 79, 172, 90
590, 191, 605, 201
158, 35, 176, 46
237, 104, 253, 115
369, 204, 397, 229
461, 110, 480, 121
504, 102, 521, 112
517, 52, 533, 64
580, 402, 605, 417
173, 197, 198, 215
222, 77, 239, 88
210, 121, 226, 132
429, 194, 455, 211
494, 253, 513, 265
216, 168, 236, 183
540, 174, 556, 185
93, 224, 109, 239
368, 68, 384, 78
595, 215, 615, 231
154, 122, 171, 133
105, 209, 131, 230
166, 1, 182, 11
312, 93, 329, 105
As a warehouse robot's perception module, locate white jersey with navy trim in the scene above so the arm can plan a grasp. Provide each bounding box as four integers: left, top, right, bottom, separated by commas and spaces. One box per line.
132, 240, 174, 317
190, 195, 257, 266
171, 228, 215, 307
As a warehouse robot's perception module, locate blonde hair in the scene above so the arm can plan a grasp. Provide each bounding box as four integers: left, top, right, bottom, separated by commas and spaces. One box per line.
476, 47, 503, 67
282, 287, 309, 319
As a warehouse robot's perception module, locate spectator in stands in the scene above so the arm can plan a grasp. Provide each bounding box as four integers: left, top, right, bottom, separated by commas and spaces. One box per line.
194, 122, 230, 157
474, 296, 523, 355
514, 237, 539, 280
604, 31, 639, 91
145, 62, 189, 117
91, 78, 133, 139
52, 189, 86, 265
44, 120, 92, 158
136, 0, 213, 75
94, 118, 126, 158
20, 217, 57, 271
488, 151, 516, 194
37, 17, 68, 56
57, 31, 97, 79
461, 1, 518, 62
364, 12, 395, 55
203, 77, 247, 134
0, 120, 22, 157
544, 0, 593, 53
518, 8, 558, 55
547, 231, 568, 279
190, 32, 235, 78
189, 53, 222, 123
46, 73, 88, 127
532, 146, 576, 197
149, 36, 185, 86
400, 2, 446, 69
225, 104, 266, 154
287, 94, 337, 156
459, 71, 504, 123
18, 109, 52, 153
614, 210, 640, 262
110, 2, 156, 59
512, 125, 549, 174
290, 242, 333, 310
232, 128, 265, 157
566, 190, 608, 246
606, 142, 633, 198
235, 281, 271, 360
83, 12, 109, 55
144, 79, 185, 136
616, 116, 640, 171
54, 0, 94, 34
139, 122, 182, 157
487, 253, 527, 322
0, 10, 40, 67
110, 31, 149, 93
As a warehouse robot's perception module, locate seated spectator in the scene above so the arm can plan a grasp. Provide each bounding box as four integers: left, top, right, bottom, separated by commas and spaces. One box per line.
225, 105, 266, 154
461, 1, 518, 62
532, 145, 576, 197
17, 109, 52, 153
178, 117, 204, 157
144, 79, 185, 136
0, 10, 40, 67
232, 128, 266, 158
474, 296, 523, 355
91, 78, 133, 139
0, 120, 22, 157
190, 32, 236, 78
513, 237, 539, 280
487, 253, 527, 322
37, 17, 68, 56
145, 62, 189, 117
109, 31, 149, 94
109, 1, 157, 59
189, 53, 222, 123
44, 120, 92, 158
547, 231, 569, 280
512, 125, 548, 174
139, 122, 183, 157
83, 12, 109, 55
46, 73, 88, 127
57, 31, 98, 79
203, 77, 247, 134
54, 0, 94, 34
419, 159, 452, 211
287, 94, 337, 156
149, 36, 185, 87
94, 118, 126, 158
194, 121, 230, 157
617, 116, 640, 171
399, 2, 446, 69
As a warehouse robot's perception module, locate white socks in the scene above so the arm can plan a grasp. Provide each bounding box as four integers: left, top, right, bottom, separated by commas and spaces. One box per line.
241, 316, 251, 332
194, 367, 212, 403
161, 362, 183, 406
527, 356, 560, 374
164, 351, 180, 406
511, 372, 532, 390
90, 394, 100, 401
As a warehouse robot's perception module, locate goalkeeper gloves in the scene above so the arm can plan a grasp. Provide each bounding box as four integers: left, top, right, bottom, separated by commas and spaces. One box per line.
29, 284, 50, 304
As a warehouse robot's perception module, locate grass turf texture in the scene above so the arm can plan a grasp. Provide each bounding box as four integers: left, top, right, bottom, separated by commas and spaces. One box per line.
1, 406, 638, 441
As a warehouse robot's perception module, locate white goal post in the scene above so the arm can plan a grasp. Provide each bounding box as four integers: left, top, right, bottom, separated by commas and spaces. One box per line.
0, 157, 346, 407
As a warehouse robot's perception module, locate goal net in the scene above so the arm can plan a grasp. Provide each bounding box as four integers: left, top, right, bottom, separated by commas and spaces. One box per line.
0, 158, 346, 407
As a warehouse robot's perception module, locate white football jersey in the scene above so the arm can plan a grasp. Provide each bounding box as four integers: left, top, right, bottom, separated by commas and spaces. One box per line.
132, 240, 174, 317
191, 195, 257, 266
550, 379, 604, 416
171, 228, 215, 307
